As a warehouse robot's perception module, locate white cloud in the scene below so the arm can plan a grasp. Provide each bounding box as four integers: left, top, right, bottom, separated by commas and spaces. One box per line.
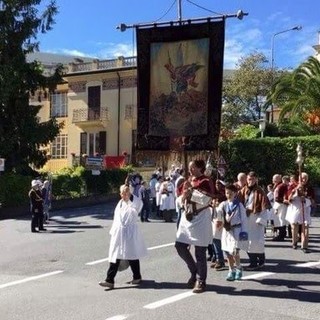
267, 12, 283, 23
242, 28, 263, 43
224, 38, 244, 69
223, 25, 266, 68
60, 49, 90, 57
96, 43, 136, 59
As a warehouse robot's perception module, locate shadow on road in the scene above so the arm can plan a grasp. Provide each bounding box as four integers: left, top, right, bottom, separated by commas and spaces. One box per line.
103, 278, 320, 303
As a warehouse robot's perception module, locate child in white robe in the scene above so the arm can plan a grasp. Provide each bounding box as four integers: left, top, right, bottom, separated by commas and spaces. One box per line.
217, 184, 248, 281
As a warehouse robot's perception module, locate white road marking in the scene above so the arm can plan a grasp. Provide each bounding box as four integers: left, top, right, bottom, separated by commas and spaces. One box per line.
86, 242, 174, 265
86, 257, 109, 265
294, 261, 320, 268
144, 291, 194, 309
105, 315, 128, 320
0, 270, 64, 289
147, 242, 174, 250
241, 272, 275, 280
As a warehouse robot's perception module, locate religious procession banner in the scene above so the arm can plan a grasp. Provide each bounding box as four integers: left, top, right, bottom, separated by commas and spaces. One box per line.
136, 20, 225, 151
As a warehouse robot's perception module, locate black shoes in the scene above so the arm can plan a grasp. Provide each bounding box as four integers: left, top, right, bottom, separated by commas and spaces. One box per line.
244, 264, 259, 271
192, 280, 206, 293
187, 276, 197, 289
272, 236, 285, 241
99, 280, 114, 289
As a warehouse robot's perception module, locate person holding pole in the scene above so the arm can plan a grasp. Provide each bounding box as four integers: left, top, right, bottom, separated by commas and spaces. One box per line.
286, 184, 311, 252
286, 144, 312, 253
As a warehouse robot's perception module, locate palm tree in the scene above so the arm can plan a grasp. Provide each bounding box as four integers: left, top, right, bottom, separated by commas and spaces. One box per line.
267, 56, 320, 125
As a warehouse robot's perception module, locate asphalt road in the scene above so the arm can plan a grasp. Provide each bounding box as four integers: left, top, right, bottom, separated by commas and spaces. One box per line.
0, 202, 319, 320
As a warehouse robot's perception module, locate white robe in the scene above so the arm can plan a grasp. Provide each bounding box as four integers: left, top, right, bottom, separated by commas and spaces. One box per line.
247, 210, 269, 253
159, 181, 175, 211
272, 202, 288, 227
212, 207, 223, 240
155, 181, 162, 206
176, 201, 212, 247
286, 195, 312, 225
244, 191, 267, 253
217, 201, 249, 254
108, 195, 147, 263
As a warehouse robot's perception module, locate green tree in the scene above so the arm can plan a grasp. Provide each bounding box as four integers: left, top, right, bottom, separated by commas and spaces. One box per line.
222, 52, 272, 134
234, 124, 259, 139
0, 0, 63, 174
267, 56, 320, 128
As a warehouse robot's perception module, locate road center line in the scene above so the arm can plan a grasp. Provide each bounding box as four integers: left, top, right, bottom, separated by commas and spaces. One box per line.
241, 272, 275, 280
0, 270, 64, 289
86, 242, 174, 265
86, 258, 109, 265
294, 261, 320, 268
144, 291, 194, 309
105, 315, 129, 320
147, 242, 174, 250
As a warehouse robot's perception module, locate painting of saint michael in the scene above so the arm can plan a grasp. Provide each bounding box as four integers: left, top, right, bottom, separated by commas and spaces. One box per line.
149, 38, 209, 136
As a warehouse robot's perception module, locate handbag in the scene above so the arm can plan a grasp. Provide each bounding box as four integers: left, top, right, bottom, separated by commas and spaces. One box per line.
239, 231, 248, 241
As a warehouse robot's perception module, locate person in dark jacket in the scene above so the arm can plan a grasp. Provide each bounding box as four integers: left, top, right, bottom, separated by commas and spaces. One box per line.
29, 180, 46, 233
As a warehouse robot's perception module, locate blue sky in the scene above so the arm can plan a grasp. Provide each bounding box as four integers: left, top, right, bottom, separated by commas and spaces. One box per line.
37, 0, 320, 69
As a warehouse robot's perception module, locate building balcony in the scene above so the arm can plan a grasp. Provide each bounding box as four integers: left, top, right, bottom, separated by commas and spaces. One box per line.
72, 107, 109, 128
67, 56, 137, 74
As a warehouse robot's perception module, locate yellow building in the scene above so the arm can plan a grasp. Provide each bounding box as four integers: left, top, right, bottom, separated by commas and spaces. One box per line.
31, 55, 138, 172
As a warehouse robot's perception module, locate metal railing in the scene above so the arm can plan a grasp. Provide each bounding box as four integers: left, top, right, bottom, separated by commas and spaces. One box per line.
72, 107, 109, 123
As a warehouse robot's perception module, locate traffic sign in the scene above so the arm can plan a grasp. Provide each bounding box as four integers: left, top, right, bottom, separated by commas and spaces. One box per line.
85, 157, 104, 170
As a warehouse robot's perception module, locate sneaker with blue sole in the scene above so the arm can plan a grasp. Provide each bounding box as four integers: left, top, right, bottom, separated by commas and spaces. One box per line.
226, 270, 236, 281
235, 268, 243, 280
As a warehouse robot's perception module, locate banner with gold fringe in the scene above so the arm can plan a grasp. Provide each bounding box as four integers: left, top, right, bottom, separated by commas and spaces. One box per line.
136, 20, 225, 152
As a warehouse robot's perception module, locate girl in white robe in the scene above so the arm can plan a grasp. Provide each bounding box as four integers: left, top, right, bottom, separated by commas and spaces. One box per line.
99, 185, 147, 289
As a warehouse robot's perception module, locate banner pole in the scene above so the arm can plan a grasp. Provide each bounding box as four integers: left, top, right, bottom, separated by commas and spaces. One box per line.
116, 10, 248, 31
177, 0, 182, 22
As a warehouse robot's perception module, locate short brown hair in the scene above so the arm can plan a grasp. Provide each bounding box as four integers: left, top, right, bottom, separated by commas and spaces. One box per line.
225, 184, 237, 193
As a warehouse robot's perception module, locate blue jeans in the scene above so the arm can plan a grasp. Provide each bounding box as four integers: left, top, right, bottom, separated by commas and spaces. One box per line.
212, 238, 224, 263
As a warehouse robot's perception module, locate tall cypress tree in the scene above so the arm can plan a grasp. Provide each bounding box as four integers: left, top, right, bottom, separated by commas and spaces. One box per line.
0, 0, 63, 174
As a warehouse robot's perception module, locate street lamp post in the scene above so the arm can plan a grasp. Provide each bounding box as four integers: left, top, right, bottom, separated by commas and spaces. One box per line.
258, 118, 266, 138
270, 25, 302, 123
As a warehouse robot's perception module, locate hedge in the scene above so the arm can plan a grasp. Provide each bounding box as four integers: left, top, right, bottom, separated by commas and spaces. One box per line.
220, 135, 320, 187
1, 136, 320, 209
0, 166, 132, 208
